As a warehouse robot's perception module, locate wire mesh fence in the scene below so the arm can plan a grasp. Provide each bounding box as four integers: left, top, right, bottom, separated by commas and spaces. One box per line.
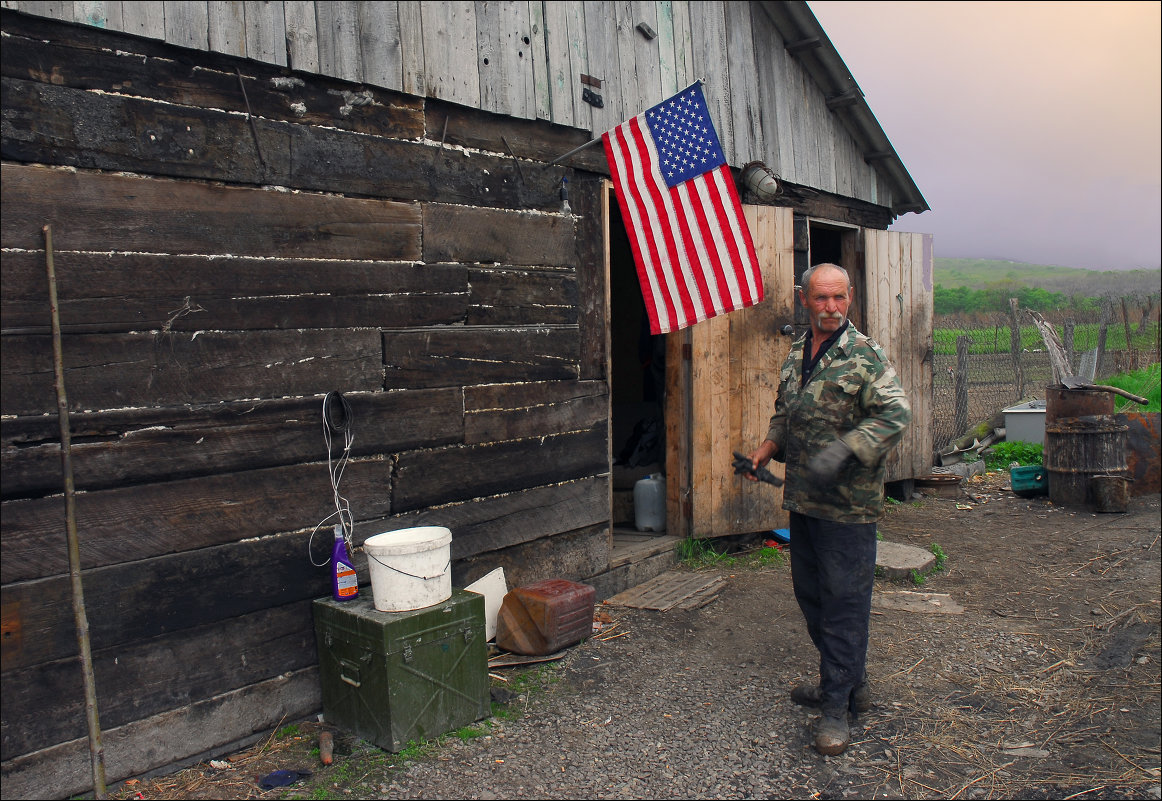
931, 304, 1161, 453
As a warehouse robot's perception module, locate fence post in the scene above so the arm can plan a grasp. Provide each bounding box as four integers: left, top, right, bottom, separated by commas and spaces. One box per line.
954, 335, 970, 440
1120, 296, 1134, 372
1096, 299, 1112, 378
1063, 319, 1075, 374
1008, 298, 1024, 400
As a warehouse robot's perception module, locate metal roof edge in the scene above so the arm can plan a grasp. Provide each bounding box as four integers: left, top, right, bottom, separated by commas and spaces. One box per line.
756, 0, 930, 218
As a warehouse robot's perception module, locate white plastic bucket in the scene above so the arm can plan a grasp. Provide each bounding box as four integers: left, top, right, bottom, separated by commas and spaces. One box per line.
363, 526, 452, 612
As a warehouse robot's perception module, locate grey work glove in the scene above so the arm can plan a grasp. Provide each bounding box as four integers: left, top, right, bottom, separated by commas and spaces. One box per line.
807, 439, 853, 484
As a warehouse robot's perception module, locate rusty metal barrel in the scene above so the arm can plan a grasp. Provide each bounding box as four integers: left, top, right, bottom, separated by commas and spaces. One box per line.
1044, 386, 1114, 424
1044, 415, 1129, 508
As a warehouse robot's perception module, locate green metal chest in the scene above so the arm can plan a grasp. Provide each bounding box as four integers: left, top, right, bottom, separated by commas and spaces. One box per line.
312, 590, 490, 752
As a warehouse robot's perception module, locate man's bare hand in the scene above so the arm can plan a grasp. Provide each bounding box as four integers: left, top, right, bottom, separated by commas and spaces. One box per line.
733, 443, 783, 487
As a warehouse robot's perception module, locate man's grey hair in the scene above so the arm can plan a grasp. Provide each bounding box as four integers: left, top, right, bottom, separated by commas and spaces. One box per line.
799, 262, 852, 293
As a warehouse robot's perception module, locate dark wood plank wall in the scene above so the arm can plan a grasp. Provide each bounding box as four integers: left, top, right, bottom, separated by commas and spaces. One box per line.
0, 10, 610, 793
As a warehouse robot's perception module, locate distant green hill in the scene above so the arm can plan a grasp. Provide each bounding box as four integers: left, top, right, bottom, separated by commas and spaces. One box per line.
935, 258, 1160, 297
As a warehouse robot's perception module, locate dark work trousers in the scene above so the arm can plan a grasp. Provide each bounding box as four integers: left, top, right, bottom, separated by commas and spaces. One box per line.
789, 511, 878, 715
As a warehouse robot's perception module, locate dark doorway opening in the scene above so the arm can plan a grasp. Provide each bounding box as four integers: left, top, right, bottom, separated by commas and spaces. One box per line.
806, 220, 863, 332
608, 203, 665, 527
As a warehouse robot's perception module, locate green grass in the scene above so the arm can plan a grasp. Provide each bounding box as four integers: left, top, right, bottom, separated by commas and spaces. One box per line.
275, 723, 301, 739
453, 724, 489, 741
985, 441, 1043, 470
934, 321, 1159, 355
930, 543, 947, 572
505, 662, 562, 697
749, 544, 787, 568
934, 258, 1161, 297
677, 536, 735, 567
676, 537, 786, 569
1105, 363, 1161, 413
907, 543, 948, 587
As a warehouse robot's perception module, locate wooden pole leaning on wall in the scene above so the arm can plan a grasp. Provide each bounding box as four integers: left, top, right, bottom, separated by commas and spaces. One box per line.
45, 225, 108, 799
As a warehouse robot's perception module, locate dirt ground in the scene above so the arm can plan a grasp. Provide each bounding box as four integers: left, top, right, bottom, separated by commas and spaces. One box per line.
109, 471, 1161, 800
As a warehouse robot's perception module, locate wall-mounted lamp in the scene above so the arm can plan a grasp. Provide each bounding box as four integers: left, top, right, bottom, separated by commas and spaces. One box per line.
741, 161, 781, 202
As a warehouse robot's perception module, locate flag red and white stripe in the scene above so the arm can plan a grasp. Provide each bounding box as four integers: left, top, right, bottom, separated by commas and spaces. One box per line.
602, 84, 763, 334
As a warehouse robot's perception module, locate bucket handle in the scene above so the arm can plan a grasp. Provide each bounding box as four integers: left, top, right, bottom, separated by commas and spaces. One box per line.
366, 552, 451, 581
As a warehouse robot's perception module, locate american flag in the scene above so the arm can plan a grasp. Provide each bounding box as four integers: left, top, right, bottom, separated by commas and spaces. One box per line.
603, 82, 763, 335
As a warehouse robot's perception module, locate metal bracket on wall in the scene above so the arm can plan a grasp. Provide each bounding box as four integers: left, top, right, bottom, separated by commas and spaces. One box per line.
582, 87, 604, 108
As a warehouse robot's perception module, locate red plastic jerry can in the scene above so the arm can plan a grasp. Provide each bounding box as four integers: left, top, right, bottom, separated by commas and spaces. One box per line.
495, 579, 596, 656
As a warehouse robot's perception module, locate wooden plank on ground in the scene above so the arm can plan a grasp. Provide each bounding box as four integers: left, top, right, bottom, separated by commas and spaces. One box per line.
604, 570, 725, 611
488, 650, 568, 668
675, 578, 727, 610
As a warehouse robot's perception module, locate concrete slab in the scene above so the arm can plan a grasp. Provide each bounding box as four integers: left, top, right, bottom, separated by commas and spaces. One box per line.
873, 591, 964, 615
876, 540, 936, 580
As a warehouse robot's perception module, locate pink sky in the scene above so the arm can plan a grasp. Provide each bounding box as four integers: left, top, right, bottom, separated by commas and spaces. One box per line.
808, 1, 1161, 270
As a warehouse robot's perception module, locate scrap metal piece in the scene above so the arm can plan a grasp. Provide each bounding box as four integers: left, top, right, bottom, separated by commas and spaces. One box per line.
731, 451, 784, 487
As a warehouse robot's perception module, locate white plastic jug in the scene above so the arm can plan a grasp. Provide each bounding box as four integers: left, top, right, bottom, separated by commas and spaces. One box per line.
633, 474, 666, 532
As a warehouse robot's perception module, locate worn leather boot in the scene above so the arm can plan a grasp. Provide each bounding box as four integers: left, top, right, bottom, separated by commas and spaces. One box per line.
813, 708, 851, 756
790, 679, 871, 714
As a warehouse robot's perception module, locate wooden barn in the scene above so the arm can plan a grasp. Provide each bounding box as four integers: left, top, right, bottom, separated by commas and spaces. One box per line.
0, 2, 932, 796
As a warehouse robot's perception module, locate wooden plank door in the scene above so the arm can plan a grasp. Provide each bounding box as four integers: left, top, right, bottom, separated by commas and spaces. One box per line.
666, 205, 796, 539
863, 230, 935, 482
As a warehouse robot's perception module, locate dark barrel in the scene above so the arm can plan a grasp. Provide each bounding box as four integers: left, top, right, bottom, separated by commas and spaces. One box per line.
1045, 386, 1115, 424
1045, 415, 1129, 508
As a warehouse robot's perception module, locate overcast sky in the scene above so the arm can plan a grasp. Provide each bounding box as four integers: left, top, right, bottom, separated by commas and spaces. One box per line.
807, 0, 1161, 271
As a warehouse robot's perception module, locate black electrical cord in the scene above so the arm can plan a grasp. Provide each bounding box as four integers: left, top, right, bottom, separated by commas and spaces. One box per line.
323, 390, 352, 434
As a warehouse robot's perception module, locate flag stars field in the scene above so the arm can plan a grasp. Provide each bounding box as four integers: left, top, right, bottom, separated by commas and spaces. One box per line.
603, 82, 763, 334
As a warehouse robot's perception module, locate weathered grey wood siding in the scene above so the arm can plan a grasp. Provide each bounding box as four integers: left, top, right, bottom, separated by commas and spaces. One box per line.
0, 0, 892, 207
0, 10, 610, 797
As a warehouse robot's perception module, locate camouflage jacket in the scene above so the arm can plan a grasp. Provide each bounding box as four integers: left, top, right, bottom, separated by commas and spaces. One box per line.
765, 323, 911, 523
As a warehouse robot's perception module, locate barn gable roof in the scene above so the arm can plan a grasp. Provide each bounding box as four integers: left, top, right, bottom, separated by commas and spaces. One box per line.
760, 2, 930, 215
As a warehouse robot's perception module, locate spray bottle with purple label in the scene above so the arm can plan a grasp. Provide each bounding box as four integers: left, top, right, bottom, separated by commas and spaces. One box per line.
331, 524, 359, 601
